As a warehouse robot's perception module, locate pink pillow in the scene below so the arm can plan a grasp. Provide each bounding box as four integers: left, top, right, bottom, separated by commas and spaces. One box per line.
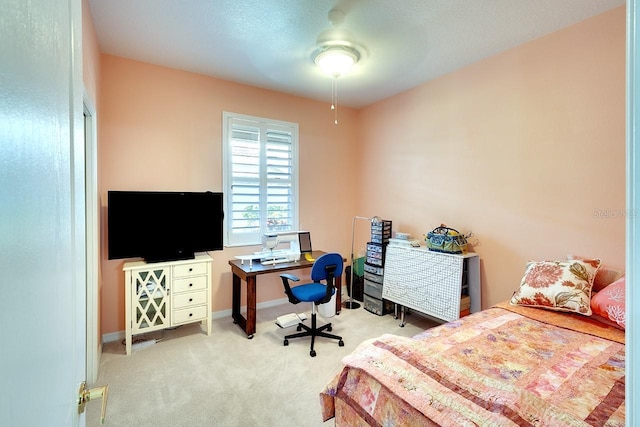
591, 276, 626, 329
592, 266, 625, 292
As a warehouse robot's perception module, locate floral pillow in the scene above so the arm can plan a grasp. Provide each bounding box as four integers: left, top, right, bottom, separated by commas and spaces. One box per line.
591, 276, 626, 329
510, 259, 601, 315
567, 254, 624, 292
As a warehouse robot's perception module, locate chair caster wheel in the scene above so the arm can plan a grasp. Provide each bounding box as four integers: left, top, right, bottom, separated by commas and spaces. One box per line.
310, 350, 316, 357
296, 325, 302, 331
284, 339, 289, 346
338, 340, 344, 347
327, 325, 332, 332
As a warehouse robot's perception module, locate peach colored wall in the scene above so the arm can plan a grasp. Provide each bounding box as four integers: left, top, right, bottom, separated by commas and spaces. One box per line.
98, 56, 359, 334
98, 6, 625, 335
82, 0, 100, 105
357, 7, 626, 308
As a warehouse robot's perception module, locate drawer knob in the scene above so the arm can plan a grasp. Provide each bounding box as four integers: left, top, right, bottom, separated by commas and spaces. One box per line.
189, 268, 193, 272
189, 298, 193, 302
189, 283, 193, 287
189, 313, 193, 317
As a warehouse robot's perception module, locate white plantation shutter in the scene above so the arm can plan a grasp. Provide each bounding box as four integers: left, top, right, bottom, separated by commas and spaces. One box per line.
223, 112, 299, 246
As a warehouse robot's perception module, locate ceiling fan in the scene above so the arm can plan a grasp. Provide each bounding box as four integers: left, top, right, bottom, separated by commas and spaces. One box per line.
312, 8, 367, 124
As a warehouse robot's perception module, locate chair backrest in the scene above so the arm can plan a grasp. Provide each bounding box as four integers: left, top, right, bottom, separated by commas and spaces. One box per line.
311, 253, 343, 305
311, 252, 343, 281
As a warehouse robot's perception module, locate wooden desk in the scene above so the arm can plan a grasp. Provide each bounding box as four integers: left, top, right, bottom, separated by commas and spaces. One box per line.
228, 250, 342, 339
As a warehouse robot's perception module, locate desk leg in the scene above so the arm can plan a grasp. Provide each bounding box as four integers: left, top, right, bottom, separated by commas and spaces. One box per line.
231, 272, 256, 339
246, 276, 256, 339
231, 273, 247, 334
335, 275, 342, 315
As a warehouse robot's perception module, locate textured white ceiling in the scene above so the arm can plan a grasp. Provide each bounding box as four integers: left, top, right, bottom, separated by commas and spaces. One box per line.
88, 0, 624, 108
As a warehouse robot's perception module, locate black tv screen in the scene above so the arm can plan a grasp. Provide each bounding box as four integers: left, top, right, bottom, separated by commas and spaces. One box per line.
108, 191, 224, 262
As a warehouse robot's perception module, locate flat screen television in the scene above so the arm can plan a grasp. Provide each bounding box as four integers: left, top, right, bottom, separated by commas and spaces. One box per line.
108, 191, 224, 263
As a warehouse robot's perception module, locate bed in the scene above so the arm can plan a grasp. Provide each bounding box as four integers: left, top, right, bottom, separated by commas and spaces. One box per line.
320, 260, 626, 426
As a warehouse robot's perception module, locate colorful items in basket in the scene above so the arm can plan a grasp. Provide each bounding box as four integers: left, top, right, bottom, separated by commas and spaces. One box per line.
425, 225, 469, 254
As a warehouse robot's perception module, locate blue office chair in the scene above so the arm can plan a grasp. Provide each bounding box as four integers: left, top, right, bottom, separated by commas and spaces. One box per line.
280, 252, 345, 357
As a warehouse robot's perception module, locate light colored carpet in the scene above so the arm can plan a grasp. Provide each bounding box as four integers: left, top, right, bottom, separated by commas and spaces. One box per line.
87, 301, 438, 427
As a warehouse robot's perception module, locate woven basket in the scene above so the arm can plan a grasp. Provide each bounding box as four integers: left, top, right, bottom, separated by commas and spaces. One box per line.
425, 226, 468, 254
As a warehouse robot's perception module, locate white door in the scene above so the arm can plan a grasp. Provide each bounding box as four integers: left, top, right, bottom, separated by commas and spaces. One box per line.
628, 1, 640, 424
0, 0, 86, 426
84, 96, 101, 385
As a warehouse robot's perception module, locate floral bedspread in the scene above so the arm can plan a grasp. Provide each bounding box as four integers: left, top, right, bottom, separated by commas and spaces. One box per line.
320, 306, 625, 426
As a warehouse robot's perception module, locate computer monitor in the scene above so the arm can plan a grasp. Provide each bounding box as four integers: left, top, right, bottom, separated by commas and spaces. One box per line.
298, 231, 312, 254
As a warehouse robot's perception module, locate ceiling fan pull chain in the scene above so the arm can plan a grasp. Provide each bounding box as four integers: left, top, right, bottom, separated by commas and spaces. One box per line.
331, 77, 336, 111
333, 77, 339, 125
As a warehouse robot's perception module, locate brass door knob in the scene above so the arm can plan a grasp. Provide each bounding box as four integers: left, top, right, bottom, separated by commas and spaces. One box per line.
78, 381, 109, 424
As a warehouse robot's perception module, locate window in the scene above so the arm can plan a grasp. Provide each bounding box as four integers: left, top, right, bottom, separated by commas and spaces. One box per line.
222, 112, 299, 247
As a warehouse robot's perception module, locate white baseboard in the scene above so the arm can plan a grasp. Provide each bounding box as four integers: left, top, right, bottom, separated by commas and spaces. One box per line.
102, 330, 124, 344
210, 297, 289, 320
102, 297, 290, 343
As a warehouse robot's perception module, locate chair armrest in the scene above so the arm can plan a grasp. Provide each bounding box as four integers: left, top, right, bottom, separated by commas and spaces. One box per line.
280, 273, 300, 283
280, 274, 301, 304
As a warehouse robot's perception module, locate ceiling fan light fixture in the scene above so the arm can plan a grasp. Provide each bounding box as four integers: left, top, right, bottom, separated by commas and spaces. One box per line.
314, 45, 360, 77
313, 8, 364, 124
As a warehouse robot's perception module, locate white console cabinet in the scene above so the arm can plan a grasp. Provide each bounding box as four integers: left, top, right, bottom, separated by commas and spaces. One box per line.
123, 253, 212, 355
382, 246, 481, 324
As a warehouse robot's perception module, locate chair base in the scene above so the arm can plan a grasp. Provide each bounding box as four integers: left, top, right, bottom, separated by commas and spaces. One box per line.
284, 313, 344, 357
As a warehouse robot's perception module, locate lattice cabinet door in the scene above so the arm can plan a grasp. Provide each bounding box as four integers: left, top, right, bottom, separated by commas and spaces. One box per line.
130, 267, 170, 333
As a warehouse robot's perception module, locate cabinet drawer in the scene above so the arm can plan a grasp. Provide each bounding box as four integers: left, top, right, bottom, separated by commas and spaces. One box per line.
173, 262, 208, 278
364, 271, 384, 284
172, 305, 208, 324
366, 256, 383, 266
172, 275, 207, 293
364, 264, 384, 276
172, 290, 207, 309
364, 279, 383, 299
363, 294, 392, 316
